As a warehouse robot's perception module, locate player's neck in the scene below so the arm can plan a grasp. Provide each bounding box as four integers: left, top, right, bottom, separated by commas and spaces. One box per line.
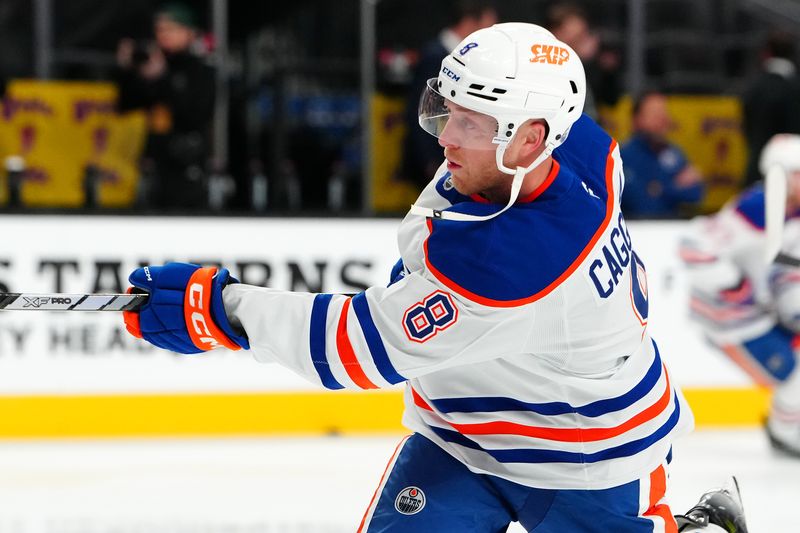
517, 157, 554, 199
479, 158, 553, 204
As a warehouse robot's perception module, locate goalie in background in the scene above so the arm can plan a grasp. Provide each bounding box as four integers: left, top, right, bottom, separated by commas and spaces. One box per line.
679, 133, 800, 458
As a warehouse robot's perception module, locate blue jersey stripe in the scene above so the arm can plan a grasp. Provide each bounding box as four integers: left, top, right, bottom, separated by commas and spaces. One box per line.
352, 292, 406, 385
430, 392, 681, 464
429, 343, 662, 417
309, 294, 344, 390
429, 425, 484, 451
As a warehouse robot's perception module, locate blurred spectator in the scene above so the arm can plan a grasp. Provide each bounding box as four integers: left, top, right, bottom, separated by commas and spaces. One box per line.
742, 30, 800, 187
399, 0, 497, 191
621, 91, 705, 218
115, 2, 215, 210
547, 2, 621, 119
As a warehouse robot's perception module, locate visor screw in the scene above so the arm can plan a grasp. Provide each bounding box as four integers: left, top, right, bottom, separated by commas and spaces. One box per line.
505, 131, 512, 137
555, 134, 562, 140
508, 123, 514, 129
438, 81, 442, 88
450, 90, 456, 97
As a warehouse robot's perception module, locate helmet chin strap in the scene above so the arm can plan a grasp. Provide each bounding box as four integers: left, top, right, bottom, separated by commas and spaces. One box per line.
409, 141, 555, 222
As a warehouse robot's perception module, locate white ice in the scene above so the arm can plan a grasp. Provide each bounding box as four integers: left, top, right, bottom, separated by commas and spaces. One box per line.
0, 429, 795, 532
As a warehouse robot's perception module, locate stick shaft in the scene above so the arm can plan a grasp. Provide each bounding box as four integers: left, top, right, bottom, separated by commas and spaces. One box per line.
765, 164, 788, 264
0, 293, 147, 311
774, 252, 800, 268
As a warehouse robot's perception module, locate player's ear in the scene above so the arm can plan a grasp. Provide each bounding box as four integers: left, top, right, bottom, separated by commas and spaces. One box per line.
516, 120, 547, 158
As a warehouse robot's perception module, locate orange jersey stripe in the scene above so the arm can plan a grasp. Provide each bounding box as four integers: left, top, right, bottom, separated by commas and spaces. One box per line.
644, 465, 678, 533
449, 364, 672, 443
411, 388, 434, 411
336, 298, 378, 389
518, 159, 561, 203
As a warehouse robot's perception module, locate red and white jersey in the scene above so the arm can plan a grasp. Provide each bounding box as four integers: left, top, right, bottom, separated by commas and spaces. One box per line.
680, 186, 800, 344
223, 115, 693, 490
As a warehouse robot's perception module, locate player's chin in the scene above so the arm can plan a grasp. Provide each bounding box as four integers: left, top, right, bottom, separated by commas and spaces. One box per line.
449, 172, 472, 194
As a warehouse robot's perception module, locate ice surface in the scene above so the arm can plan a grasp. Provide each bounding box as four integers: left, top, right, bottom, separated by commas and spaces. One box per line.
0, 430, 795, 532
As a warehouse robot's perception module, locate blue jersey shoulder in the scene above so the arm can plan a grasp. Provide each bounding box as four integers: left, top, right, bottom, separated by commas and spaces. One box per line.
734, 186, 765, 230
425, 163, 610, 304
554, 114, 614, 203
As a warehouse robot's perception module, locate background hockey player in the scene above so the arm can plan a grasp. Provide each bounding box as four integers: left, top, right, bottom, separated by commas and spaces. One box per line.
680, 133, 800, 459
122, 23, 743, 532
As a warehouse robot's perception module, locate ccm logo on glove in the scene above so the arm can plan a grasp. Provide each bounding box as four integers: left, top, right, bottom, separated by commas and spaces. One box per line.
188, 282, 217, 347
184, 268, 241, 351
124, 263, 249, 354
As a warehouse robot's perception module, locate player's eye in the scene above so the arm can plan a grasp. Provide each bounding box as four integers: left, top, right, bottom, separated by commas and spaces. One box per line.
456, 116, 478, 130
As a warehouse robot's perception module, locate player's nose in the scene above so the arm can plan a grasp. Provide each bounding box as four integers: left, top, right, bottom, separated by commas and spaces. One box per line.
438, 119, 460, 149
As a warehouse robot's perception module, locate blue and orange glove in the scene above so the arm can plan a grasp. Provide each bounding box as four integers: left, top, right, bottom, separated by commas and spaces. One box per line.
123, 263, 249, 354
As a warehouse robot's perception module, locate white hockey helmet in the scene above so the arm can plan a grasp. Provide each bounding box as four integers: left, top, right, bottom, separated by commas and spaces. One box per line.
760, 134, 800, 176
418, 22, 586, 175
411, 22, 586, 222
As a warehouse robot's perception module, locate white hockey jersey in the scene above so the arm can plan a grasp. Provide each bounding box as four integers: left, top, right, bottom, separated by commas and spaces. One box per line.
680, 187, 800, 345
222, 115, 693, 490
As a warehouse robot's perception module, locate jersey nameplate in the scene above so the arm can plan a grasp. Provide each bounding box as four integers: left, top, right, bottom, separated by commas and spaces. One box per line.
586, 212, 633, 299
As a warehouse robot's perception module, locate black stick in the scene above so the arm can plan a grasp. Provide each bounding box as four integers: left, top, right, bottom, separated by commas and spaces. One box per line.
0, 293, 147, 311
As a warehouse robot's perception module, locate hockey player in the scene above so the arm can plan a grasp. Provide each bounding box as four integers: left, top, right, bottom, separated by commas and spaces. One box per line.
123, 23, 742, 532
680, 133, 800, 459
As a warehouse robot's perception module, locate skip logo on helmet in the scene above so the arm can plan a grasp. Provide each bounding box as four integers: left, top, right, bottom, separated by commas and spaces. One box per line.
530, 44, 570, 65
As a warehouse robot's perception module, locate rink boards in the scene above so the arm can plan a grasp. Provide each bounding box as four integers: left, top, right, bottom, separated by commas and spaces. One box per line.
0, 216, 769, 437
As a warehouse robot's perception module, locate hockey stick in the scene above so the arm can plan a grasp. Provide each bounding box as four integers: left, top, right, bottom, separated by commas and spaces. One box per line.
764, 164, 788, 264
764, 165, 800, 267
0, 293, 147, 311
774, 252, 800, 268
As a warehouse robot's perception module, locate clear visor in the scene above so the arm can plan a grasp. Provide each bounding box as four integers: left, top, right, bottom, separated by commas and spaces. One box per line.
418, 78, 499, 150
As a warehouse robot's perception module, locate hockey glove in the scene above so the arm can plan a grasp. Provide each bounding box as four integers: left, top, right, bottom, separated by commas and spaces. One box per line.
123, 263, 249, 353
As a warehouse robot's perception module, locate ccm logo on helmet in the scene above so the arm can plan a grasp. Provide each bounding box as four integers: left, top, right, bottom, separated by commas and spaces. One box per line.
187, 282, 223, 349
530, 44, 570, 65
442, 66, 461, 82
